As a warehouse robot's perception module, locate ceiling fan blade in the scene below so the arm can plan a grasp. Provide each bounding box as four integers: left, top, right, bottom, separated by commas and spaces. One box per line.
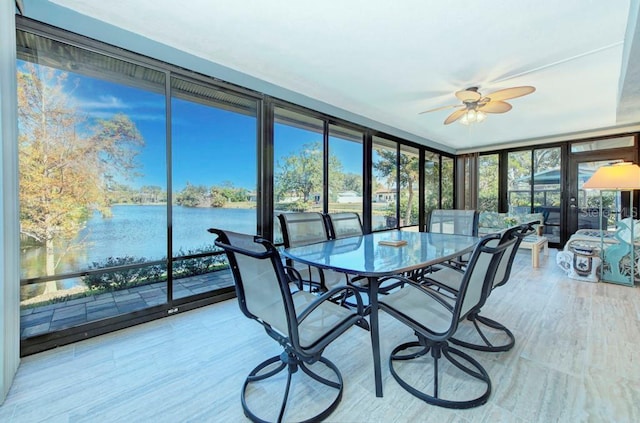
419, 104, 463, 114
455, 89, 481, 102
444, 108, 467, 125
480, 101, 512, 113
484, 86, 535, 102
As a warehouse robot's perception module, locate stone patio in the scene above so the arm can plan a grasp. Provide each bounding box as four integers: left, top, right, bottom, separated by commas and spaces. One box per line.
20, 269, 234, 339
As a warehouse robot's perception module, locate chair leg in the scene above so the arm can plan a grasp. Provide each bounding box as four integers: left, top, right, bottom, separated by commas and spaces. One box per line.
450, 313, 515, 352
241, 352, 344, 423
389, 339, 491, 409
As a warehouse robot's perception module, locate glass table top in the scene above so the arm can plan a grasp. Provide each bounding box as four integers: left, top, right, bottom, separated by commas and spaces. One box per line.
282, 230, 479, 277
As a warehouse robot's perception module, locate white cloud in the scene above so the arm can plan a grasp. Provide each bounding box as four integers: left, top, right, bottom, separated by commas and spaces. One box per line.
77, 95, 130, 110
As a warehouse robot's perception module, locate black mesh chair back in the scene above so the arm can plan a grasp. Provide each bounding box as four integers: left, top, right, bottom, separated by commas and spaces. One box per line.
278, 212, 329, 247
492, 223, 534, 289
424, 223, 534, 352
278, 212, 346, 291
209, 228, 366, 423
426, 209, 479, 237
325, 212, 364, 239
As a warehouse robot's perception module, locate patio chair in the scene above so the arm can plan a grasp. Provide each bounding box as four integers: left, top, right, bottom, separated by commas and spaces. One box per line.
421, 223, 533, 352
378, 232, 516, 408
209, 228, 367, 423
324, 212, 363, 239
417, 209, 479, 276
426, 209, 479, 237
278, 212, 348, 292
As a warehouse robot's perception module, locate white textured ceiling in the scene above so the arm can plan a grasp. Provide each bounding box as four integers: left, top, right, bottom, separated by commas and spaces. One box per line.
29, 0, 640, 152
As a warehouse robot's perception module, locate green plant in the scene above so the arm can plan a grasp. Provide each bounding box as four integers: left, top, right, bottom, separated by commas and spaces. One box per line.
83, 256, 165, 291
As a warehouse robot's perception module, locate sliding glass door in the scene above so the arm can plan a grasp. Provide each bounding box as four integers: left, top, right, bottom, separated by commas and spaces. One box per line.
567, 137, 636, 238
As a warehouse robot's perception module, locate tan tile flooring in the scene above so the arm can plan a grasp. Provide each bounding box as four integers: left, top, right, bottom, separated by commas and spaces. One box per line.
2, 248, 640, 422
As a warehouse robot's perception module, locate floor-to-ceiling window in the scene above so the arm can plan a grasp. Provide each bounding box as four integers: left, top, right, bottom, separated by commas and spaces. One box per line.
17, 26, 258, 354
328, 125, 364, 219
372, 136, 398, 230
507, 150, 533, 214
424, 151, 440, 213
533, 147, 562, 242
272, 107, 325, 243
17, 30, 169, 341
15, 20, 456, 355
400, 144, 420, 227
441, 156, 455, 209
170, 77, 258, 299
478, 154, 499, 212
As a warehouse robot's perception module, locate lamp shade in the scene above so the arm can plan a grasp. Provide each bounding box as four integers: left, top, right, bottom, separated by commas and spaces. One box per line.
582, 162, 640, 190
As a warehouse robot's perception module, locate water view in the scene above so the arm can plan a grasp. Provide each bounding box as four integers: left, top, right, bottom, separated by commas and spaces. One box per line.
21, 205, 257, 279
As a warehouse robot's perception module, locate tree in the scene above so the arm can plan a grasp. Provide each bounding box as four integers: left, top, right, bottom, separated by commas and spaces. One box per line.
478, 154, 499, 211
374, 149, 419, 225
175, 182, 208, 207
18, 63, 144, 293
138, 185, 166, 204
275, 141, 343, 203
342, 173, 363, 195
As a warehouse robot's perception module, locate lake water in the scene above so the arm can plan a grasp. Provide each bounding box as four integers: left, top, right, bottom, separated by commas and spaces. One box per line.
21, 205, 257, 279
21, 205, 387, 280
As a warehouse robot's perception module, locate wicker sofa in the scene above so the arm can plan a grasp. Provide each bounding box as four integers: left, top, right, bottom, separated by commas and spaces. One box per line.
556, 218, 640, 284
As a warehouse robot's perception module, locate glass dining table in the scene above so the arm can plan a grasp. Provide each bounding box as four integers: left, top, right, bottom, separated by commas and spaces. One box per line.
281, 229, 479, 397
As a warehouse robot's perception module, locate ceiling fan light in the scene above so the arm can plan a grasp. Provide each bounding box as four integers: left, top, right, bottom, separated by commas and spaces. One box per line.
467, 109, 477, 122
459, 114, 470, 125
476, 111, 487, 122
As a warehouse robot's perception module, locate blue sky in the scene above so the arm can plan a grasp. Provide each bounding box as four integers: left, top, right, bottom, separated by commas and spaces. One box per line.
69, 68, 363, 191
18, 60, 365, 192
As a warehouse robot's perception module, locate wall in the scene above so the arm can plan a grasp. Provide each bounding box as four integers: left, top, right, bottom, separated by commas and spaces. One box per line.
0, 3, 21, 403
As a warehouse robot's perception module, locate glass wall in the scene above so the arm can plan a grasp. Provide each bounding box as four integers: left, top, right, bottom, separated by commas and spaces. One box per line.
533, 147, 561, 241
478, 154, 499, 212
508, 151, 533, 213
424, 151, 440, 213
400, 145, 420, 227
15, 21, 456, 354
328, 125, 364, 218
273, 108, 325, 243
441, 156, 454, 209
17, 30, 169, 330
170, 77, 258, 299
372, 136, 398, 230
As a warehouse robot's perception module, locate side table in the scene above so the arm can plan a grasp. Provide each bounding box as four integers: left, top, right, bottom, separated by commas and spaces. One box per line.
519, 235, 549, 268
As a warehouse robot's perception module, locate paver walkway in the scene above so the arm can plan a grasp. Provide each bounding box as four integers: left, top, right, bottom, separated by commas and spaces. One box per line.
20, 269, 234, 338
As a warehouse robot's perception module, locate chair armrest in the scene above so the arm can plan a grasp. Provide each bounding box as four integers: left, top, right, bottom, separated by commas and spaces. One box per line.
296, 285, 366, 323
378, 275, 454, 312
283, 265, 304, 291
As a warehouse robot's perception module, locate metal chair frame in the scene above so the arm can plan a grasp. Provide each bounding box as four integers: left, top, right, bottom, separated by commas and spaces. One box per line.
209, 228, 367, 423
378, 233, 517, 408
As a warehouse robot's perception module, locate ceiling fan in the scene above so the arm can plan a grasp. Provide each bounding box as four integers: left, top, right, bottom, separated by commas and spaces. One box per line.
420, 86, 536, 125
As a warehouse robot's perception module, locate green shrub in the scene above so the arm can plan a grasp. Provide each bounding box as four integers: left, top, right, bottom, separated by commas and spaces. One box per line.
83, 256, 165, 292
